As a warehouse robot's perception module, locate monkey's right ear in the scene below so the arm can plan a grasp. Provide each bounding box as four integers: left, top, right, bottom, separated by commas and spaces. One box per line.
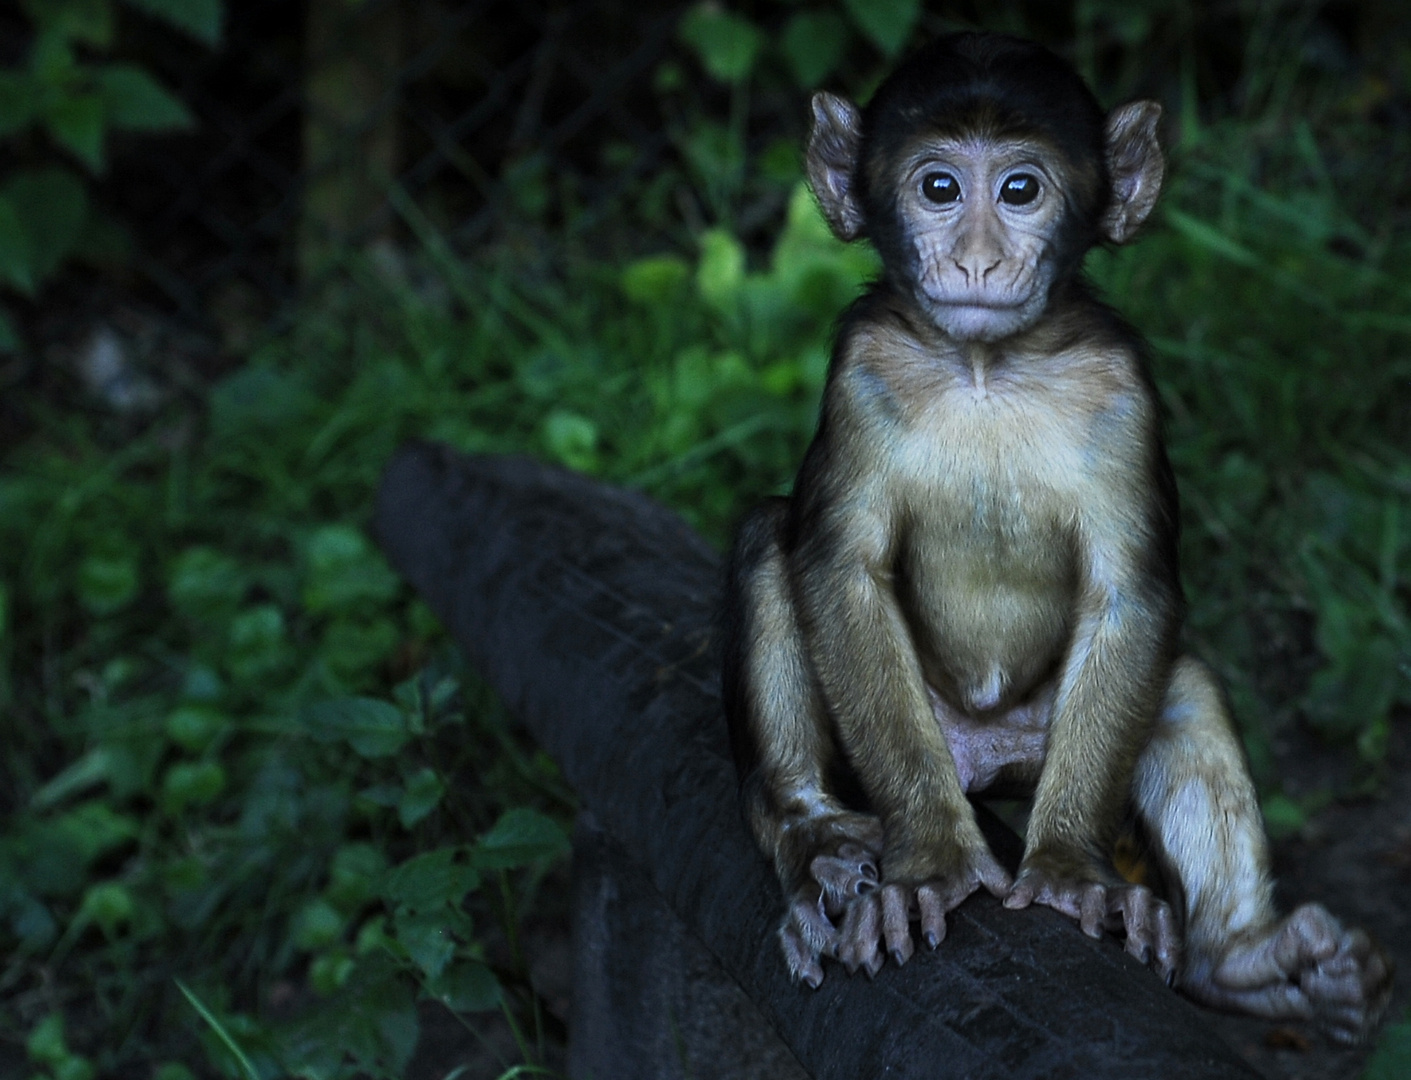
806, 92, 866, 242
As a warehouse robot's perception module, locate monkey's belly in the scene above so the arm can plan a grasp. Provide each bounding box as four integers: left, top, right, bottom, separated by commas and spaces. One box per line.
907, 572, 1073, 707
926, 682, 1053, 795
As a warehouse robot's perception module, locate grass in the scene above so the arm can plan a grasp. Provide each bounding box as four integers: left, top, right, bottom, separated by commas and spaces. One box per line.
1, 9, 1409, 1079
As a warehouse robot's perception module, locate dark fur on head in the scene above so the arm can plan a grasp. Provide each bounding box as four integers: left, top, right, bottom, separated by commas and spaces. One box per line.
857, 33, 1110, 285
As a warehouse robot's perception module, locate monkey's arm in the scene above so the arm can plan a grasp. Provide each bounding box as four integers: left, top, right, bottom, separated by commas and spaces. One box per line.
1011, 502, 1181, 913
792, 463, 1011, 954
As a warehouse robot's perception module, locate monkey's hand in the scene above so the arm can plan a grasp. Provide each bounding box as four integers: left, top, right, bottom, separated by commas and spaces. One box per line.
1180, 903, 1393, 1044
1005, 859, 1179, 981
828, 842, 1011, 979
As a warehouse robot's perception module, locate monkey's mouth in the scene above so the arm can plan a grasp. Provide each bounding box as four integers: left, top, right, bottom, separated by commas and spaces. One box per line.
921, 291, 1044, 342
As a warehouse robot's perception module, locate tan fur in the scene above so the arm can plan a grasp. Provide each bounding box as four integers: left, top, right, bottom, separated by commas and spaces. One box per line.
725, 54, 1391, 1037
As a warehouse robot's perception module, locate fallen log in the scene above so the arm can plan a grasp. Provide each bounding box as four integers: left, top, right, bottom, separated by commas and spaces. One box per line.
373, 443, 1259, 1080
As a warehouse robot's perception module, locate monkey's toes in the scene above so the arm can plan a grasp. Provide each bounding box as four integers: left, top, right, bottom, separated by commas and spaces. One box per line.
1283, 907, 1393, 1044
1006, 871, 1177, 980
1107, 884, 1178, 982
1187, 903, 1393, 1042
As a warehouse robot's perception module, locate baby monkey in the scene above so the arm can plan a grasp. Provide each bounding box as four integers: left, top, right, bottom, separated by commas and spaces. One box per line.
722, 32, 1391, 1042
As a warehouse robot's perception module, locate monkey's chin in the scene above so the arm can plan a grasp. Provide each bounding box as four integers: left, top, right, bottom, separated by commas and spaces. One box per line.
927, 299, 1042, 343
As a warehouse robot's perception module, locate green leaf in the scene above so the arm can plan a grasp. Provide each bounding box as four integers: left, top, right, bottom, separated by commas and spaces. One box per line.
298, 697, 408, 758
392, 908, 455, 980
842, 0, 919, 57
542, 409, 599, 472
697, 228, 745, 312
96, 64, 194, 131
21, 0, 114, 46
471, 807, 569, 870
327, 843, 387, 912
1364, 1018, 1411, 1080
52, 801, 140, 863
78, 880, 135, 936
301, 524, 400, 613
292, 897, 344, 950
46, 94, 106, 172
397, 767, 445, 828
55, 1055, 97, 1080
3, 167, 89, 284
1260, 793, 1306, 839
164, 704, 227, 752
780, 12, 850, 87
225, 604, 287, 683
319, 615, 399, 680
32, 747, 114, 809
168, 546, 249, 619
27, 1012, 68, 1065
277, 959, 418, 1075
678, 4, 764, 84
620, 255, 690, 306
1304, 636, 1399, 745
0, 71, 37, 137
0, 195, 36, 294
382, 848, 479, 911
161, 760, 226, 814
121, 0, 222, 45
77, 552, 140, 613
428, 961, 501, 1013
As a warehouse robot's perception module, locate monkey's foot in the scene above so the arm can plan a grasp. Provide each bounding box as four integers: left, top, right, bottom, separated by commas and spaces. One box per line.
1005, 870, 1178, 981
1181, 903, 1393, 1044
778, 841, 880, 987
829, 849, 1011, 979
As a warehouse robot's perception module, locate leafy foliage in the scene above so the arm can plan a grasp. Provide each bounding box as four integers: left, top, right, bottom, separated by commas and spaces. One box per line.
2, 0, 1409, 1075
0, 0, 214, 347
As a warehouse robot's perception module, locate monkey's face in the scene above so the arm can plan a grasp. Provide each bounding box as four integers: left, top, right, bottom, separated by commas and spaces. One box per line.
893, 136, 1074, 343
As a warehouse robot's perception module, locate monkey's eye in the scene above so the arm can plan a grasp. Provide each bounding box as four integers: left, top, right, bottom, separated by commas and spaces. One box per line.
920, 171, 960, 204
999, 173, 1040, 206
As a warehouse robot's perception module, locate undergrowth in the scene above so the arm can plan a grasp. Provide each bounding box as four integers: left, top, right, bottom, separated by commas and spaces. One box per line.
1, 3, 1409, 1078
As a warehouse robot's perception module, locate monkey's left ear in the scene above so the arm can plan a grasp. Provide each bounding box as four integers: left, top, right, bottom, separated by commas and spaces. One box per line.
1101, 101, 1164, 244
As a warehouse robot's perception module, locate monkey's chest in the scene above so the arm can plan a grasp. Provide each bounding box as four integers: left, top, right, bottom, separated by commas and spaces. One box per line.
895, 422, 1088, 710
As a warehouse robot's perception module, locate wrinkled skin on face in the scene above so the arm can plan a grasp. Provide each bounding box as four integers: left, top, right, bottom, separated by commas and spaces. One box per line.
898, 134, 1071, 341
805, 92, 1163, 344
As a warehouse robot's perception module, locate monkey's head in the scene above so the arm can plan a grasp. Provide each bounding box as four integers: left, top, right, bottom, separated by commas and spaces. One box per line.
806, 32, 1163, 344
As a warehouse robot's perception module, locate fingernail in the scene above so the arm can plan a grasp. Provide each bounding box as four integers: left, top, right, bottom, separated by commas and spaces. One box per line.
925, 932, 941, 949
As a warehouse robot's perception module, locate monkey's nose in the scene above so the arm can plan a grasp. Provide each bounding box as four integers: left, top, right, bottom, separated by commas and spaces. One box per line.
951, 258, 1004, 285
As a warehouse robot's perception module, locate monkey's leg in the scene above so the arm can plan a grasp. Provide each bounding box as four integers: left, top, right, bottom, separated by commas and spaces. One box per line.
1133, 656, 1393, 1042
724, 501, 885, 987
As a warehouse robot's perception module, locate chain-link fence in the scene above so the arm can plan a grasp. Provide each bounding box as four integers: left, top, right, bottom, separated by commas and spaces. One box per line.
104, 0, 686, 328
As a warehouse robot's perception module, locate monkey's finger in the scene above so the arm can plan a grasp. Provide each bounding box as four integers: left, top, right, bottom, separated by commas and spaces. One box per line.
1079, 883, 1106, 938
837, 894, 882, 976
975, 855, 1013, 898
835, 842, 880, 879
880, 884, 913, 966
916, 885, 947, 949
778, 923, 826, 989
811, 853, 879, 913
1152, 898, 1179, 982
787, 889, 839, 956
1003, 877, 1037, 910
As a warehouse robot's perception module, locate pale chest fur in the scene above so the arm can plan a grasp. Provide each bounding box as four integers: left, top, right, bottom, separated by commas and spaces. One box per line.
856, 342, 1149, 712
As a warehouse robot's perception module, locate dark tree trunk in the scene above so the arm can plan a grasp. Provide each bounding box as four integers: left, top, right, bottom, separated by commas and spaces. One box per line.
373, 443, 1259, 1080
